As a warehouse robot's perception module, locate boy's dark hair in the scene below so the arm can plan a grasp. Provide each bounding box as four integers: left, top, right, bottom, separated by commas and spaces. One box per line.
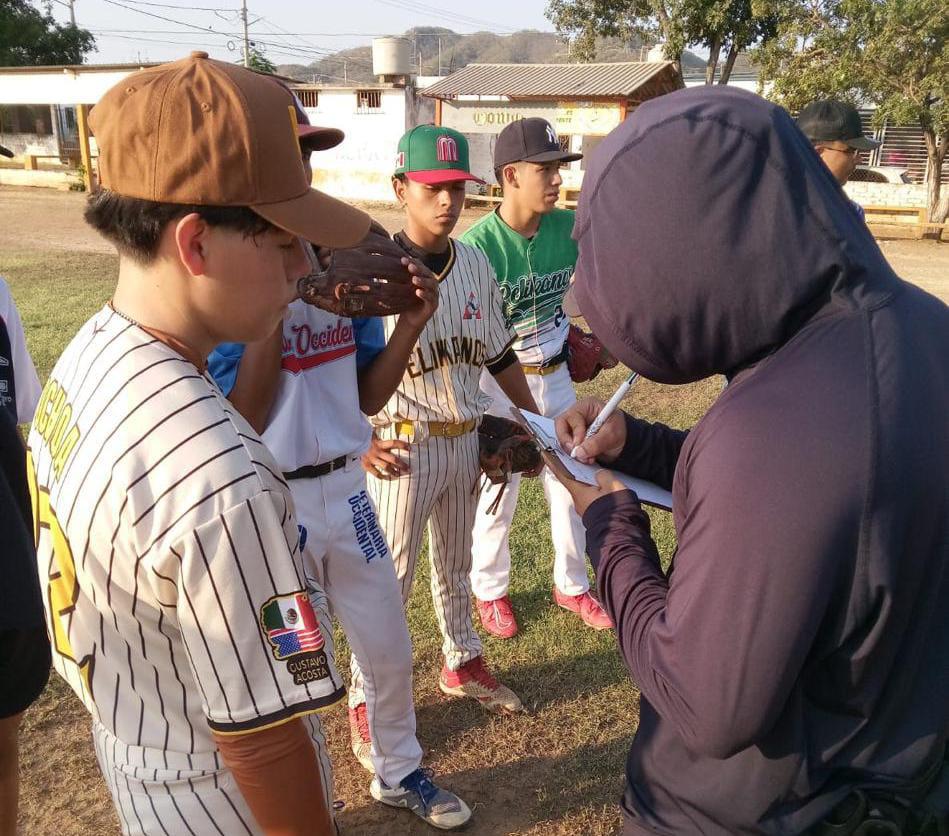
84, 190, 276, 263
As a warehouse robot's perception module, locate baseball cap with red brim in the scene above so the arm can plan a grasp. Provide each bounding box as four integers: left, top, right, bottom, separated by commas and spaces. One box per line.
394, 125, 485, 185
278, 80, 345, 152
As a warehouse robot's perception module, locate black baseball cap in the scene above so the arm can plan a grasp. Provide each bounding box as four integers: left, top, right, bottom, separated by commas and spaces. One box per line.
493, 118, 582, 168
796, 100, 881, 151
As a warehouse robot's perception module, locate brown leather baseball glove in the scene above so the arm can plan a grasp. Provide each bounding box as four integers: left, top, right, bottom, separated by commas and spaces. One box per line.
476, 414, 543, 513
298, 222, 422, 317
566, 323, 619, 383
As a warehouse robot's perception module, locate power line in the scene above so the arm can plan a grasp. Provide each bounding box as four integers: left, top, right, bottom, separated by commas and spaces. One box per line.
104, 0, 239, 10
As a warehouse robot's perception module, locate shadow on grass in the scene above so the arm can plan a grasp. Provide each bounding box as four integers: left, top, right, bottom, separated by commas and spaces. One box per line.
412, 645, 631, 749
336, 735, 630, 835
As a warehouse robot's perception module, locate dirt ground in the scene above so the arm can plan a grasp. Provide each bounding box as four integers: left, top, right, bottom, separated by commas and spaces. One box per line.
1, 185, 947, 836
0, 187, 947, 304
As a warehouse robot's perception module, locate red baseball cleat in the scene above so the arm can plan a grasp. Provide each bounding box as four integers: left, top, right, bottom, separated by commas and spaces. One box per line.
439, 656, 523, 714
553, 588, 614, 630
475, 595, 519, 639
348, 703, 374, 773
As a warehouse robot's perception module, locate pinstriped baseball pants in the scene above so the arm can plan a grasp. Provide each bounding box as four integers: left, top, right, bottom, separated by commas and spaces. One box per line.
367, 430, 483, 671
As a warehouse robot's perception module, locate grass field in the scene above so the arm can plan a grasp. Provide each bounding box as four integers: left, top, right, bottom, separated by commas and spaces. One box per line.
1, 187, 946, 835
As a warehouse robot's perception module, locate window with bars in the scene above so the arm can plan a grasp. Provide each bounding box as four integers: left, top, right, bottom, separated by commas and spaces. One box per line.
297, 89, 319, 109
356, 90, 382, 113
0, 104, 53, 136
857, 109, 947, 185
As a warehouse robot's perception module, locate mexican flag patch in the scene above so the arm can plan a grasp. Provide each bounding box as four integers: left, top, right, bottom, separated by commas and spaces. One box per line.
260, 592, 325, 660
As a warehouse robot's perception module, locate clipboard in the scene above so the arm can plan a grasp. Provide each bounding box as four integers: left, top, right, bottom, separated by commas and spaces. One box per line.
510, 407, 674, 512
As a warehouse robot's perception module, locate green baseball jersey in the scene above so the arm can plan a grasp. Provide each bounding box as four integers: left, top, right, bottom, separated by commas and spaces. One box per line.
460, 208, 577, 366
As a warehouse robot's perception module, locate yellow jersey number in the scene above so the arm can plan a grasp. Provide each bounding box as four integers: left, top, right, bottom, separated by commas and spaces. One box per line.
26, 448, 94, 696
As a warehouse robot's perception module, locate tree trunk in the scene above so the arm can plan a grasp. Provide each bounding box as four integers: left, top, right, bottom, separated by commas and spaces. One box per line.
705, 33, 722, 84
719, 44, 740, 85
922, 127, 947, 224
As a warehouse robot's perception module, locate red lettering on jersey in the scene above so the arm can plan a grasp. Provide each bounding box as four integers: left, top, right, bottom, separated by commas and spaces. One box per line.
283, 319, 356, 375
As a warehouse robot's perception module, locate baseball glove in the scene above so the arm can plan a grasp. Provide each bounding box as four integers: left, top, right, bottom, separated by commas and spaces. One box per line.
566, 324, 619, 383
476, 414, 543, 514
298, 222, 422, 317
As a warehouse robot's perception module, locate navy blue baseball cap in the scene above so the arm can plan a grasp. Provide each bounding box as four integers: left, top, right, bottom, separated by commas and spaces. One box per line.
494, 118, 582, 168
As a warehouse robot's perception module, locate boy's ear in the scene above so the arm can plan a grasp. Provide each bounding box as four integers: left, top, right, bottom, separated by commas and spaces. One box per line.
174, 213, 209, 277
392, 176, 407, 206
503, 163, 518, 190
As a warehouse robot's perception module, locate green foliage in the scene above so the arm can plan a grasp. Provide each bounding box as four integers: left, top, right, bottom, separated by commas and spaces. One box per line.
243, 45, 277, 75
0, 0, 96, 65
546, 0, 662, 62
755, 0, 948, 220
545, 0, 779, 73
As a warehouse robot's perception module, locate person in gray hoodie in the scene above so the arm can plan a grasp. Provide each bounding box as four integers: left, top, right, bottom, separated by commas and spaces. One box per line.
554, 86, 948, 834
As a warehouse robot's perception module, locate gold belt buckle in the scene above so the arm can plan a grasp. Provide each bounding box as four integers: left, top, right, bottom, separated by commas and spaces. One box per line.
523, 361, 562, 376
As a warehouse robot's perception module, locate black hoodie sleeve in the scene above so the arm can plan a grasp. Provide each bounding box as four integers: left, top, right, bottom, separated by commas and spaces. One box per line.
608, 413, 689, 491
584, 406, 845, 760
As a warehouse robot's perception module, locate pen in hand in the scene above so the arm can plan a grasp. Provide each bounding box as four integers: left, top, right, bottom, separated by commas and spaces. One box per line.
570, 372, 639, 460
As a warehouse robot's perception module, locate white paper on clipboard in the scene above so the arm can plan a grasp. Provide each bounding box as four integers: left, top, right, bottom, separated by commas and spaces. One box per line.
518, 410, 674, 512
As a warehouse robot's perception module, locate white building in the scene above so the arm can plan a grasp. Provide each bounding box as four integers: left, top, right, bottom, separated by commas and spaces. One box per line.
295, 83, 433, 202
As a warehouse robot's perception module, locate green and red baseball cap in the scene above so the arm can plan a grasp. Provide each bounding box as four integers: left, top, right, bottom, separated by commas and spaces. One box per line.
394, 125, 484, 185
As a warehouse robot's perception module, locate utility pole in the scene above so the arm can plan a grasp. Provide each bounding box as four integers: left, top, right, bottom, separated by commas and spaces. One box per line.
68, 0, 76, 26
437, 36, 441, 76
240, 0, 250, 67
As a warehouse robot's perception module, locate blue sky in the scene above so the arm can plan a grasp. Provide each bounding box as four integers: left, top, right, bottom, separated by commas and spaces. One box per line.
48, 0, 558, 65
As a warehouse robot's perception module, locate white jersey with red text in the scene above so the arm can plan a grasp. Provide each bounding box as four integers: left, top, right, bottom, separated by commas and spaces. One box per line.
263, 300, 372, 470
27, 306, 343, 835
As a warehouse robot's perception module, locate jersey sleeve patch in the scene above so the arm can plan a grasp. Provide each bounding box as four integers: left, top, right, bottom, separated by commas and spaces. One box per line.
259, 591, 332, 686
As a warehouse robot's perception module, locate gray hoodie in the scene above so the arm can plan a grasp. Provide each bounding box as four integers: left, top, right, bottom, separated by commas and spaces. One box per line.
572, 86, 949, 833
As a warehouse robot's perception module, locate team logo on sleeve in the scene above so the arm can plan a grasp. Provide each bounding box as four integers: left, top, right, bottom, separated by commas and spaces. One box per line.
463, 292, 482, 321
260, 592, 331, 684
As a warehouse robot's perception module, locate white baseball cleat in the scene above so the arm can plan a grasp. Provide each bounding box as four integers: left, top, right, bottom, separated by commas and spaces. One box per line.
370, 767, 472, 830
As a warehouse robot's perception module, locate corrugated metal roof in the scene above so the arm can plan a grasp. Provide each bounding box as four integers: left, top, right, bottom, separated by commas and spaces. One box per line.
421, 62, 679, 99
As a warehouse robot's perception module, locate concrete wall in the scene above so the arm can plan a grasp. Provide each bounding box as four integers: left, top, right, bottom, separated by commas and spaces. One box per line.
844, 180, 927, 209
0, 131, 59, 158
307, 87, 408, 203
0, 166, 73, 189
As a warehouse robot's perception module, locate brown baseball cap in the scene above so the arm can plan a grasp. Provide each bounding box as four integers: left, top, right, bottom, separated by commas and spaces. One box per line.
90, 51, 369, 247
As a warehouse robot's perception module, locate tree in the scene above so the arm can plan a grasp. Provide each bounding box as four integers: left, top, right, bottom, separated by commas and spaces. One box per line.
0, 0, 96, 65
756, 0, 949, 222
545, 0, 779, 83
545, 0, 679, 65
244, 46, 276, 75
676, 1, 779, 84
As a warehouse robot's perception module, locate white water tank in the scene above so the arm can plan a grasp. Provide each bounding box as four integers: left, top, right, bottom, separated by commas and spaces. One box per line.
372, 37, 412, 78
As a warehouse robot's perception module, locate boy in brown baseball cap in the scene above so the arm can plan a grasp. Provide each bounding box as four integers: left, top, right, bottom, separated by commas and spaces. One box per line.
27, 52, 369, 835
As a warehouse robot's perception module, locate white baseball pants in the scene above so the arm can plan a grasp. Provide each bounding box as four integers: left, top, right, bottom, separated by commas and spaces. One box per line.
368, 430, 483, 671
471, 364, 589, 602
294, 459, 422, 788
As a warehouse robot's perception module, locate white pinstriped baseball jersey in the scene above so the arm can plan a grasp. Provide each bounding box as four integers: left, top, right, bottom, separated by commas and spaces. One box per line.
27, 307, 344, 782
371, 239, 515, 427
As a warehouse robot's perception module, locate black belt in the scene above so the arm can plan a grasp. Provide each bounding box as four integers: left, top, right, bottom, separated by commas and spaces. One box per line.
284, 454, 349, 481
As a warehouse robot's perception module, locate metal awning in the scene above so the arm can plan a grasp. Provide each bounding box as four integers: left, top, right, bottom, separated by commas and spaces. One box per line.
421, 61, 682, 100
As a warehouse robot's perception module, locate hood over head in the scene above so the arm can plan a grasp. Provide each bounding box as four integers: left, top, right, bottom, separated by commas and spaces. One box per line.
572, 86, 900, 384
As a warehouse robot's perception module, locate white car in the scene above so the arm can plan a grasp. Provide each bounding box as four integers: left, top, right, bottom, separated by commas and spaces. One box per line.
851, 166, 912, 184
